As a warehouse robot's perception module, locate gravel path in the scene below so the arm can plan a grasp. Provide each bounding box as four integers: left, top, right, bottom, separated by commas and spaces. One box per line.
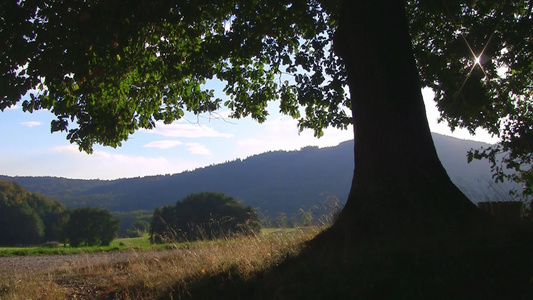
0, 251, 173, 276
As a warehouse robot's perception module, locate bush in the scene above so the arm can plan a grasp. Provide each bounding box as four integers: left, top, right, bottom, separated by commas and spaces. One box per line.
150, 192, 261, 243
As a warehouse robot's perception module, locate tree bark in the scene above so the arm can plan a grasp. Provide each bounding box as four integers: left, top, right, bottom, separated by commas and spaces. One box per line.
332, 0, 481, 239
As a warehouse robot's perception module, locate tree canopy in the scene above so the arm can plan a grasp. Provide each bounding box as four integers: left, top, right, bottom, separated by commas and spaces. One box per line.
408, 0, 533, 195
1, 0, 530, 193
0, 0, 346, 151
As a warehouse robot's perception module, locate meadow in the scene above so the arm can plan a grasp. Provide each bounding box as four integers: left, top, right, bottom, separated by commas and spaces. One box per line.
0, 227, 321, 299
0, 235, 163, 257
0, 223, 532, 299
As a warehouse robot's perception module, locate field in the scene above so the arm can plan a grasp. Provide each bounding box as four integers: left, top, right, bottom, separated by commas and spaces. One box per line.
0, 227, 321, 299
1, 224, 532, 299
0, 235, 162, 258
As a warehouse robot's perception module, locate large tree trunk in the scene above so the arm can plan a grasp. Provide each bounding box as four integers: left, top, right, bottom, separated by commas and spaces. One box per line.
332, 0, 482, 239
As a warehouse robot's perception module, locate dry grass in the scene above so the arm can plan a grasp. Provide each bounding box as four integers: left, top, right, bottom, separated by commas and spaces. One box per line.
0, 274, 64, 300
0, 227, 323, 300
2, 222, 532, 299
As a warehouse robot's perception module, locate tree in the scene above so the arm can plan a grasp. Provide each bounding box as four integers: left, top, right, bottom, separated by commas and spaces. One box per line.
0, 180, 67, 245
26, 193, 69, 241
0, 198, 44, 245
150, 192, 260, 243
1, 1, 531, 238
408, 1, 533, 196
64, 207, 120, 247
150, 205, 176, 243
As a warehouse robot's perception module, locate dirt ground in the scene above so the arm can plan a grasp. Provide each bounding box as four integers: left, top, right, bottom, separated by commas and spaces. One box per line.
0, 250, 171, 276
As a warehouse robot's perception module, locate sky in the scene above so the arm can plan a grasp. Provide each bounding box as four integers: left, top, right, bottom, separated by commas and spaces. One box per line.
0, 88, 498, 180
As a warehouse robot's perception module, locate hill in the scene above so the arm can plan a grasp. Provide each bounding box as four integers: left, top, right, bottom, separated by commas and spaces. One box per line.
0, 133, 517, 216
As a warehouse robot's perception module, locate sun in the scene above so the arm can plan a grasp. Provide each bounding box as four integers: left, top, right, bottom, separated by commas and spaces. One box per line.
474, 55, 482, 66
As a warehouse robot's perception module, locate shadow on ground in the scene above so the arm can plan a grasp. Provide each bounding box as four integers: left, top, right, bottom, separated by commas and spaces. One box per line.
163, 221, 533, 300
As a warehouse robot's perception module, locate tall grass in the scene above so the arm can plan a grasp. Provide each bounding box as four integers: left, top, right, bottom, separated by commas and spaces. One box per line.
0, 227, 324, 299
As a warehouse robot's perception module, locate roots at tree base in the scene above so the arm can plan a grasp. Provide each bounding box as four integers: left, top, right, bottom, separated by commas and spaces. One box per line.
328, 174, 489, 244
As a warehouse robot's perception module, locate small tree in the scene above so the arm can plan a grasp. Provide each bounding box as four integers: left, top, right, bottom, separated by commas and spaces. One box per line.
64, 207, 120, 247
150, 192, 260, 243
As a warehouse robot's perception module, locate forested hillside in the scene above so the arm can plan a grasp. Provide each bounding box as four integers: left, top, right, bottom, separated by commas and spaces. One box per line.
0, 181, 68, 245
0, 133, 518, 217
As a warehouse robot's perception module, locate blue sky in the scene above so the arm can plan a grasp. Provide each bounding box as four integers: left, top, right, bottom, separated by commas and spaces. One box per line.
0, 88, 497, 180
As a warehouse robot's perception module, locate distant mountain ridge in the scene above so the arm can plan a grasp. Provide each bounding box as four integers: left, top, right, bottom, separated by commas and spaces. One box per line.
0, 133, 517, 216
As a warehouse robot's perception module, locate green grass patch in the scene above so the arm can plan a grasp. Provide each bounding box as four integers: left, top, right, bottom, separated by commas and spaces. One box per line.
0, 234, 168, 257
0, 245, 119, 257
0, 229, 299, 257
109, 233, 152, 248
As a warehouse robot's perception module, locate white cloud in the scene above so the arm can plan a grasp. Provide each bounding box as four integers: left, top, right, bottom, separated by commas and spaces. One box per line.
51, 145, 80, 154
21, 121, 42, 128
143, 140, 183, 149
236, 117, 353, 153
148, 121, 233, 138
205, 110, 234, 121
102, 153, 164, 165
47, 144, 203, 179
186, 142, 212, 156
92, 149, 113, 159
235, 138, 265, 147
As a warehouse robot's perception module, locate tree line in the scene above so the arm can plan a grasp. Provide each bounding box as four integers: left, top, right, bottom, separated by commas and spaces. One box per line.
0, 181, 119, 247
1, 181, 261, 246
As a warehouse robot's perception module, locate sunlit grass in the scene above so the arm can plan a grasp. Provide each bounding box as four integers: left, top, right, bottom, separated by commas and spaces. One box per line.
109, 233, 153, 248
0, 226, 325, 299
0, 229, 316, 258
0, 275, 65, 300
1, 223, 531, 299
0, 234, 171, 257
